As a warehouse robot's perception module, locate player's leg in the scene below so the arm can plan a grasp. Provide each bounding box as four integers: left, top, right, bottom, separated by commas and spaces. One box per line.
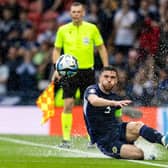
120, 144, 144, 159
97, 137, 144, 160
126, 121, 168, 149
162, 132, 168, 149
119, 122, 144, 159
125, 121, 144, 142
119, 123, 145, 159
139, 124, 168, 148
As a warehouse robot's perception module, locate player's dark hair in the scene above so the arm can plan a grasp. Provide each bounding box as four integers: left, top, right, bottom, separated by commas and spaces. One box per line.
71, 2, 83, 7
100, 66, 118, 77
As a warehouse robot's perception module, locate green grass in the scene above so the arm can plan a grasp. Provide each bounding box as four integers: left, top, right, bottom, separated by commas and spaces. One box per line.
0, 135, 168, 168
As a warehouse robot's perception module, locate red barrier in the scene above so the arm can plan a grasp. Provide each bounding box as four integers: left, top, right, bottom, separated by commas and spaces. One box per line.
122, 107, 157, 128
50, 106, 87, 136
49, 106, 157, 136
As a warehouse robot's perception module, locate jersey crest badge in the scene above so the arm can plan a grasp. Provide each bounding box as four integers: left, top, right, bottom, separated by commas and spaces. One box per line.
83, 37, 90, 44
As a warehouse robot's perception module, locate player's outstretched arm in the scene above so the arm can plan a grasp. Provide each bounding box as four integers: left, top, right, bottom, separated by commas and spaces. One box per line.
88, 94, 132, 107
111, 100, 132, 107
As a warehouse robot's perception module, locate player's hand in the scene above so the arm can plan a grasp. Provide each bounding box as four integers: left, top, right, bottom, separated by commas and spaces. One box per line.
114, 100, 132, 107
51, 70, 61, 83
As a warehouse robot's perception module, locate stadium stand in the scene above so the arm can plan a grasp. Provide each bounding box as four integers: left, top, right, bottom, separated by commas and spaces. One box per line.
0, 0, 168, 106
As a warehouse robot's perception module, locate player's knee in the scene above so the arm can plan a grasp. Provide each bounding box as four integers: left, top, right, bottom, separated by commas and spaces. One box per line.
135, 121, 144, 131
135, 121, 144, 127
127, 122, 144, 134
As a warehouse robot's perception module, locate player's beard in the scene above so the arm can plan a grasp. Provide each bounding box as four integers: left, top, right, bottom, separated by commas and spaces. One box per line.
101, 82, 114, 93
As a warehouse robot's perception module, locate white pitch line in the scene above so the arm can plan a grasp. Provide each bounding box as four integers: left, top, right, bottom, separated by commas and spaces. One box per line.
128, 160, 168, 168
0, 136, 105, 158
0, 136, 168, 168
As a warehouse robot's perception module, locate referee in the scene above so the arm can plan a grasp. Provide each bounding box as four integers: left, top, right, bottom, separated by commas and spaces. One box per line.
52, 2, 108, 148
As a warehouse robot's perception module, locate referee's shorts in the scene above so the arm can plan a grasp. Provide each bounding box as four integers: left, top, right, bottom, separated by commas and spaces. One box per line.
61, 68, 95, 99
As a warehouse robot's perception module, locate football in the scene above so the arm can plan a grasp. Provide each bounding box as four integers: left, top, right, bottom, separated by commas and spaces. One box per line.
55, 54, 78, 77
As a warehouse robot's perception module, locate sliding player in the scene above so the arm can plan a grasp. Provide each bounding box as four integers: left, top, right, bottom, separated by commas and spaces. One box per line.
83, 66, 168, 159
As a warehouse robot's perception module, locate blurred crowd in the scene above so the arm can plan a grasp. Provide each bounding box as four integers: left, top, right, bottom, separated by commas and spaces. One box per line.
0, 0, 168, 106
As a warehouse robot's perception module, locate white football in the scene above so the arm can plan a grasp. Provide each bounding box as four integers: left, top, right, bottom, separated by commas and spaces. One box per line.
55, 54, 78, 77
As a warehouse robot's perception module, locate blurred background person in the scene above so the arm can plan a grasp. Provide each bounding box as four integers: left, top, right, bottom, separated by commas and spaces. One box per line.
152, 66, 168, 106
16, 49, 37, 104
113, 0, 137, 55
0, 56, 9, 100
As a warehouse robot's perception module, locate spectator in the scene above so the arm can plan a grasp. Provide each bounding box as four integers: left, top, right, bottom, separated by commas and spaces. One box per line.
137, 14, 160, 61
155, 14, 168, 68
110, 51, 126, 70
17, 9, 33, 33
131, 57, 155, 106
6, 46, 21, 93
16, 49, 37, 92
84, 2, 98, 25
152, 67, 168, 106
113, 0, 137, 55
0, 7, 17, 40
21, 27, 39, 51
33, 41, 52, 82
159, 0, 168, 23
16, 49, 38, 104
136, 0, 151, 30
40, 0, 73, 13
137, 0, 159, 23
1, 26, 21, 63
114, 69, 132, 98
2, 0, 21, 20
37, 18, 58, 45
125, 48, 139, 82
97, 0, 117, 43
0, 56, 9, 97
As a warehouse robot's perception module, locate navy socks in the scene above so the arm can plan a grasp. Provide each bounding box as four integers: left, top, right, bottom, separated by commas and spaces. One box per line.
140, 125, 163, 144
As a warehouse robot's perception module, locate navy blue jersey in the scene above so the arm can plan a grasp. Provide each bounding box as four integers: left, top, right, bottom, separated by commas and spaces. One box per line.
83, 84, 121, 144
